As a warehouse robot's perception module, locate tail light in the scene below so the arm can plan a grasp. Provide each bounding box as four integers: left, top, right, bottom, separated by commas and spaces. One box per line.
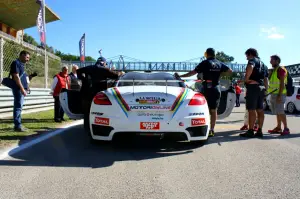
188, 93, 206, 105
296, 95, 300, 100
93, 92, 112, 105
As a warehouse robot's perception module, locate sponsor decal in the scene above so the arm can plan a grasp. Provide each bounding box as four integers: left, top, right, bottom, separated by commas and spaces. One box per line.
91, 112, 104, 116
171, 88, 189, 118
94, 117, 109, 125
130, 105, 171, 110
151, 117, 164, 120
111, 88, 129, 117
136, 97, 165, 104
137, 112, 164, 117
140, 122, 160, 130
189, 112, 204, 116
191, 118, 206, 126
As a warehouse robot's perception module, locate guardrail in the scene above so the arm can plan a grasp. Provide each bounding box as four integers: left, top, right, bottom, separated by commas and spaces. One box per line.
0, 86, 54, 118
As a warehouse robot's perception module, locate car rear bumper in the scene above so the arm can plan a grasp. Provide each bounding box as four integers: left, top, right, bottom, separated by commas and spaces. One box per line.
89, 116, 210, 141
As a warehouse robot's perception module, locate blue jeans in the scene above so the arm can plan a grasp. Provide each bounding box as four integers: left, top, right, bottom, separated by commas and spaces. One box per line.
12, 89, 25, 129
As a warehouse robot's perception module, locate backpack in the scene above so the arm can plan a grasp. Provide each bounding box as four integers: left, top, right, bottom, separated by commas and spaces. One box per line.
285, 70, 294, 97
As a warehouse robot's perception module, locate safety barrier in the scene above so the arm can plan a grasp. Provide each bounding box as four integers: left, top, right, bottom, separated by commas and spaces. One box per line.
0, 86, 54, 118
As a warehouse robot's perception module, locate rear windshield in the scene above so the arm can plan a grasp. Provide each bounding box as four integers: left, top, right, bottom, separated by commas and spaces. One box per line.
298, 88, 300, 94
117, 72, 185, 87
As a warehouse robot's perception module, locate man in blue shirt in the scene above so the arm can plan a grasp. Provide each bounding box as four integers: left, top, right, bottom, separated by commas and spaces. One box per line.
9, 50, 30, 132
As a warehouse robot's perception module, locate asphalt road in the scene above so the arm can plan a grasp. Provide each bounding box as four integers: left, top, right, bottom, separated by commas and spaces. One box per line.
1, 105, 300, 199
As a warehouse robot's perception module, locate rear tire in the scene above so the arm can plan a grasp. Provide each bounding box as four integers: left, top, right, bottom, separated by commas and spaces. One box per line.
287, 102, 296, 114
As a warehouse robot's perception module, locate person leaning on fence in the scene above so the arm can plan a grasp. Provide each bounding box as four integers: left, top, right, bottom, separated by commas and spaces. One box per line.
69, 65, 82, 91
9, 50, 31, 132
50, 66, 71, 123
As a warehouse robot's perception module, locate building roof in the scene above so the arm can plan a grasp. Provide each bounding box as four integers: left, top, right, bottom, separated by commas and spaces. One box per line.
0, 0, 60, 30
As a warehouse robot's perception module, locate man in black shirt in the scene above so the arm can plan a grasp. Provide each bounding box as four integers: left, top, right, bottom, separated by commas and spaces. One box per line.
77, 59, 124, 131
240, 48, 269, 138
177, 48, 232, 137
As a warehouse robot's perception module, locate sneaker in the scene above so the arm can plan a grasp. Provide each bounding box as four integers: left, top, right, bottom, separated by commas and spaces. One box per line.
268, 127, 282, 134
280, 128, 290, 136
240, 125, 248, 130
14, 127, 29, 132
240, 129, 254, 138
254, 129, 263, 138
55, 119, 62, 123
208, 130, 215, 137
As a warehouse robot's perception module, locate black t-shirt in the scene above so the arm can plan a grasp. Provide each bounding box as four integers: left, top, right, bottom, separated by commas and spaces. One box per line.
194, 58, 230, 86
9, 59, 28, 89
248, 57, 268, 86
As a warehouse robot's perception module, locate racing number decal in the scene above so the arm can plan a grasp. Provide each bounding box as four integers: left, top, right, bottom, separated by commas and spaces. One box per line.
94, 117, 110, 125
140, 122, 160, 130
191, 118, 206, 126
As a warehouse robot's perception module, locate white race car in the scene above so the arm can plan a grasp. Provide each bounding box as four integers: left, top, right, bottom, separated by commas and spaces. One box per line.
60, 72, 236, 144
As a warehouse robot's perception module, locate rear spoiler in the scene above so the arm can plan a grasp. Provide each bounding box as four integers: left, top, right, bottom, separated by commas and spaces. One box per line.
115, 79, 205, 96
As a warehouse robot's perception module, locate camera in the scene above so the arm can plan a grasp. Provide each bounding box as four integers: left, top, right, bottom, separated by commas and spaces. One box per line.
29, 72, 37, 80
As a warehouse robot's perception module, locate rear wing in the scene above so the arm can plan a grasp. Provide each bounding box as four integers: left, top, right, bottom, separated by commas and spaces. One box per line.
115, 79, 204, 95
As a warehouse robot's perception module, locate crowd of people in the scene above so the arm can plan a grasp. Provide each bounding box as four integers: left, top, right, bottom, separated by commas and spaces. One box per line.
3, 48, 291, 138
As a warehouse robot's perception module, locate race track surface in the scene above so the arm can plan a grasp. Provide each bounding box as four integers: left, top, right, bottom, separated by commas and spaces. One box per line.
1, 105, 300, 199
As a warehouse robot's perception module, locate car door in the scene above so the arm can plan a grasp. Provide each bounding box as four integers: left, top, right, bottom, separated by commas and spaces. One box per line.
59, 89, 84, 119
187, 81, 236, 120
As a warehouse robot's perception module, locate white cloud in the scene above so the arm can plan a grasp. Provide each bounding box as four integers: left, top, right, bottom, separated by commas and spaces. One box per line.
268, 33, 284, 39
260, 26, 284, 39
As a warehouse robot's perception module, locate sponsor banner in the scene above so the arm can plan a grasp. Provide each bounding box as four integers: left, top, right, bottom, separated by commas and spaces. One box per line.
79, 34, 85, 62
140, 122, 160, 130
94, 117, 109, 125
189, 112, 205, 116
130, 105, 171, 110
191, 118, 206, 126
36, 0, 46, 48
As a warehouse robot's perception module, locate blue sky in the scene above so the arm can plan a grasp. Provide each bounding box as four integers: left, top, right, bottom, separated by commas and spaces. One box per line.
25, 0, 300, 67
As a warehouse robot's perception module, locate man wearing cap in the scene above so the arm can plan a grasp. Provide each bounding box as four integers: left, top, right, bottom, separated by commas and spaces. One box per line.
176, 48, 232, 137
77, 56, 124, 132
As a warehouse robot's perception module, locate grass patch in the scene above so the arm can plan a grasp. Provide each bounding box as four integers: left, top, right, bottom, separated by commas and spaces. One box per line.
0, 109, 72, 148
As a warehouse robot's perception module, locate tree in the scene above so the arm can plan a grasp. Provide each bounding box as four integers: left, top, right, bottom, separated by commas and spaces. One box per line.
22, 33, 96, 61
23, 33, 39, 46
216, 51, 234, 63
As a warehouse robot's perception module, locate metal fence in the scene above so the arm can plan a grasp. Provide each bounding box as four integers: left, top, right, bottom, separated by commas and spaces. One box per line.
0, 32, 61, 89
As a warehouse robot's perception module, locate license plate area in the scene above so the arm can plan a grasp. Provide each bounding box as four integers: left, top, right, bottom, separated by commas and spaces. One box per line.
140, 122, 160, 130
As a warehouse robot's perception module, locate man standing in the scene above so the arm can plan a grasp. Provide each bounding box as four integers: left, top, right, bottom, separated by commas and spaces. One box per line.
267, 55, 290, 135
176, 48, 232, 137
76, 57, 124, 132
234, 83, 242, 107
9, 51, 30, 132
240, 48, 269, 138
50, 66, 71, 122
69, 65, 81, 91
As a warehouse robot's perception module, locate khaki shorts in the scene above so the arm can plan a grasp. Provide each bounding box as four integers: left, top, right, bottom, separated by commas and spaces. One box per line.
270, 94, 286, 114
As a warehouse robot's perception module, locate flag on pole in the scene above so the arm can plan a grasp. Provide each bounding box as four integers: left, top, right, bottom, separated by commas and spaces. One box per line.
36, 0, 46, 48
79, 33, 85, 62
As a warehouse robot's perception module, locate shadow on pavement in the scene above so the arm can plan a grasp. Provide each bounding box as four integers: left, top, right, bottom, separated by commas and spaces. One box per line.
0, 124, 201, 168
206, 129, 300, 146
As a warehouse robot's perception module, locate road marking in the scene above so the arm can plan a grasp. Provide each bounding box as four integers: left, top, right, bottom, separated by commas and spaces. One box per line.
0, 120, 83, 160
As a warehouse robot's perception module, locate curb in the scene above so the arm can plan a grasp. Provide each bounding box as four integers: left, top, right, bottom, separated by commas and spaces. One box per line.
0, 120, 83, 160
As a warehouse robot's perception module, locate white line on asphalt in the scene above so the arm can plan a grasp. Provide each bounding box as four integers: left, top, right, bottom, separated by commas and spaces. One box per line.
0, 120, 83, 160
